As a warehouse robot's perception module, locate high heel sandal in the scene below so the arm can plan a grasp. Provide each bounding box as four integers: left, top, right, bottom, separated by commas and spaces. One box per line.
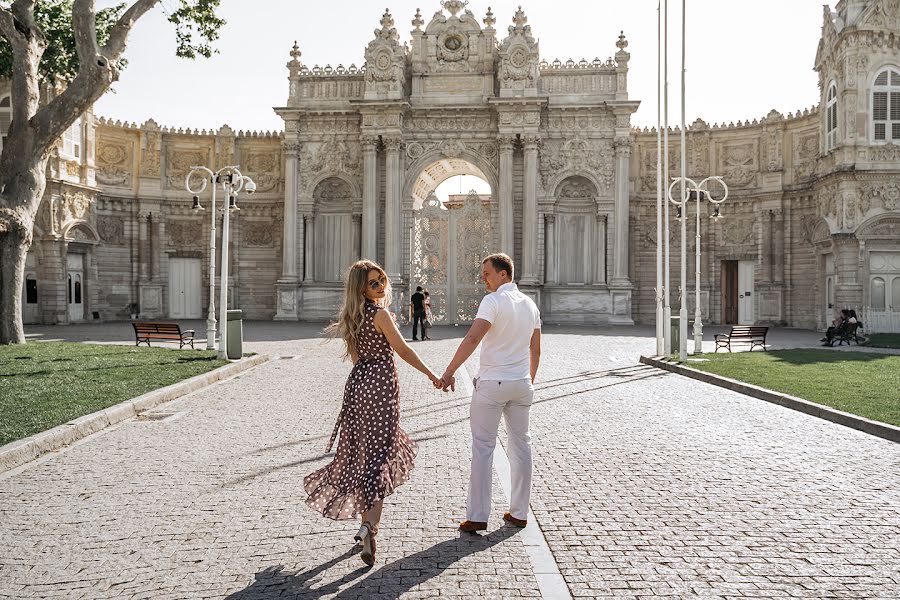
355, 521, 377, 566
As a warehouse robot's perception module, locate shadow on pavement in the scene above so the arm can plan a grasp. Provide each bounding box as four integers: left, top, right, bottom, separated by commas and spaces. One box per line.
224, 527, 518, 599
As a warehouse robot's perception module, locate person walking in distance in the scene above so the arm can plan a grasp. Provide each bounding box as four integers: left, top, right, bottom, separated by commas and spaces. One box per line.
410, 286, 426, 341
438, 253, 541, 532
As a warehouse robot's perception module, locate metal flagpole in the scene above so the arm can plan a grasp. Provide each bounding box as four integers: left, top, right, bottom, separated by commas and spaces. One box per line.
663, 0, 672, 356
656, 1, 664, 356
678, 0, 688, 361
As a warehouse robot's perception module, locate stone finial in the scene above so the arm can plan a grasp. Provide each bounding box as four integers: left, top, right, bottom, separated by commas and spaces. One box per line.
483, 6, 496, 28
412, 8, 424, 30
289, 41, 302, 64
376, 8, 399, 41
616, 31, 628, 50
513, 5, 527, 28
441, 0, 467, 17
380, 8, 394, 30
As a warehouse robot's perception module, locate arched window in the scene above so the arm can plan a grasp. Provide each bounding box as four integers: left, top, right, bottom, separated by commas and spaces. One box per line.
870, 277, 886, 310
826, 83, 838, 150
0, 95, 11, 153
63, 117, 81, 158
872, 68, 900, 143
553, 176, 602, 285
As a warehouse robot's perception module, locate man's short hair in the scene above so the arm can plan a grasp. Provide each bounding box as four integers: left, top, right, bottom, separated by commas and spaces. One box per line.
482, 253, 514, 280
416, 286, 423, 292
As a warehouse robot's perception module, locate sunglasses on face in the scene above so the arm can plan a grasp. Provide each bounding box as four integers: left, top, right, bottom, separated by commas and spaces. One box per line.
368, 278, 386, 290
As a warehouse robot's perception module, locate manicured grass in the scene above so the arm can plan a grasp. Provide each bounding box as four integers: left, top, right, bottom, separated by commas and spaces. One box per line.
0, 342, 227, 446
688, 349, 900, 427
862, 333, 900, 349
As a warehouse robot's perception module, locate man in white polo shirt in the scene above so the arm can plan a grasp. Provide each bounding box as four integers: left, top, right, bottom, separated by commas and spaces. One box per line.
438, 252, 542, 533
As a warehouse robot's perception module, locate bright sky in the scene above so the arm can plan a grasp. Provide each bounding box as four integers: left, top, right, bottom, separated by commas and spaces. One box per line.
94, 1, 826, 133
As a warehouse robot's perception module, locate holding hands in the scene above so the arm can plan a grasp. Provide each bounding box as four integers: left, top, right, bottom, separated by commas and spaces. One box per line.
425, 370, 453, 391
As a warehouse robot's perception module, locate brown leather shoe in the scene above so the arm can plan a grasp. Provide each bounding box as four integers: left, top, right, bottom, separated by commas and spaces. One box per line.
503, 512, 527, 528
458, 520, 488, 532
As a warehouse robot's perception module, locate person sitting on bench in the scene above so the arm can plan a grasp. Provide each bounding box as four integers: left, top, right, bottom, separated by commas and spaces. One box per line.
822, 309, 849, 346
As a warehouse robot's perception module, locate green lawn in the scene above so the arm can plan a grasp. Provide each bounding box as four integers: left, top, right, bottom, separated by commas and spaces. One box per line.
688, 350, 900, 427
862, 333, 900, 349
0, 342, 227, 446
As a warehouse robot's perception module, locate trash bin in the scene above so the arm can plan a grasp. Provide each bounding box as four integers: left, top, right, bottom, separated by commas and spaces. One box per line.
226, 309, 243, 359
669, 316, 680, 354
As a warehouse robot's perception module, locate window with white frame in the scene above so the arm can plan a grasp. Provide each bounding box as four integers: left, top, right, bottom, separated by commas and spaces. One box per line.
826, 83, 838, 150
0, 95, 11, 153
62, 117, 82, 159
872, 68, 900, 143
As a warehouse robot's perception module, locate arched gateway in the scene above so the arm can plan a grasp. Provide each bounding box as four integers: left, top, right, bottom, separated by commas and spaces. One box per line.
274, 1, 639, 324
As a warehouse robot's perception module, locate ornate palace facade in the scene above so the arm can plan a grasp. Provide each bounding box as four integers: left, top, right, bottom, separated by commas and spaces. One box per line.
8, 0, 900, 330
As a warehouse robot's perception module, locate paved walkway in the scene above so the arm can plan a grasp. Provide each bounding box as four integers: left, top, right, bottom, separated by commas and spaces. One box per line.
2, 324, 899, 598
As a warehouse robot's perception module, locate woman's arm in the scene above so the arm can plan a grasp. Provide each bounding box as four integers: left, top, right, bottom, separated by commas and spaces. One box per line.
374, 309, 439, 383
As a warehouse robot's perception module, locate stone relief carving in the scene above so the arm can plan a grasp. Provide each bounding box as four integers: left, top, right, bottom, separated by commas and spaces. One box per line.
166, 220, 202, 248
314, 177, 355, 200
404, 139, 498, 169
166, 149, 209, 190
497, 7, 539, 92
557, 178, 596, 199
868, 143, 900, 162
799, 214, 820, 244
640, 145, 681, 191
721, 217, 757, 246
243, 150, 281, 193
540, 138, 614, 193
97, 216, 125, 245
243, 222, 275, 247
544, 113, 613, 131
407, 114, 494, 131
437, 29, 470, 70
859, 218, 900, 239
864, 181, 900, 211
364, 9, 405, 95
816, 183, 839, 218
691, 134, 710, 176
300, 139, 361, 190
141, 129, 161, 177
96, 140, 132, 187
720, 142, 758, 187
763, 129, 782, 172
61, 192, 93, 224
793, 132, 819, 181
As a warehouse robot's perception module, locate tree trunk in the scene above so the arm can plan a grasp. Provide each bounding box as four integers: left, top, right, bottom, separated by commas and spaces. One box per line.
0, 228, 29, 344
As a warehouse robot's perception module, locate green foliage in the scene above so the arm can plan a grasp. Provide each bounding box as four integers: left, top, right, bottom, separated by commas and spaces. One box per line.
0, 0, 224, 83
0, 1, 126, 82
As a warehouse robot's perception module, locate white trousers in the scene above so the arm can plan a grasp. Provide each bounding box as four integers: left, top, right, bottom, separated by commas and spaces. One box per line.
467, 378, 534, 523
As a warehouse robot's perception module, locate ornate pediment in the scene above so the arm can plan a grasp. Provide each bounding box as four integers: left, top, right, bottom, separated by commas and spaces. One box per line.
859, 0, 900, 31
363, 9, 407, 100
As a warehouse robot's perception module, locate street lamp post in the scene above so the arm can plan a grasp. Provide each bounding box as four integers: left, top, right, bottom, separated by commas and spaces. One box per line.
667, 175, 728, 357
185, 165, 255, 359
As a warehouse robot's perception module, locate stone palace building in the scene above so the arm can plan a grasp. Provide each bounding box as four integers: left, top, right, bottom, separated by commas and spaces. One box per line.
5, 0, 900, 330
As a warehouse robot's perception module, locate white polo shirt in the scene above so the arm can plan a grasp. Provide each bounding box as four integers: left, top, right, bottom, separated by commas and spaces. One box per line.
474, 282, 541, 381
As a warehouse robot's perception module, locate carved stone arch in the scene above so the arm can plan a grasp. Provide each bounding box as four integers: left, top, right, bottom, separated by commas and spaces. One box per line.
546, 169, 605, 203
553, 175, 599, 207
308, 173, 361, 204
403, 149, 498, 211
866, 61, 900, 89
61, 221, 100, 244
812, 218, 833, 245
856, 212, 900, 240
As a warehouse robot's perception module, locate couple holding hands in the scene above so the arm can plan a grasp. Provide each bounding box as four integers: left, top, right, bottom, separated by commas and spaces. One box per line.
304, 253, 542, 567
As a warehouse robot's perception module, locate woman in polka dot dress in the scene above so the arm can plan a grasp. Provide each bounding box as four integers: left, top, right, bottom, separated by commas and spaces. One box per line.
305, 260, 440, 566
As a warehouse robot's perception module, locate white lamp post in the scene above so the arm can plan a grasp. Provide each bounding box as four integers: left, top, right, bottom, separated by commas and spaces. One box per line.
667, 175, 728, 357
185, 165, 255, 359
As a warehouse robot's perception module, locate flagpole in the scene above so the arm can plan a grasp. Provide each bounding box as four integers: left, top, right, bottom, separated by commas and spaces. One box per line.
656, 1, 664, 356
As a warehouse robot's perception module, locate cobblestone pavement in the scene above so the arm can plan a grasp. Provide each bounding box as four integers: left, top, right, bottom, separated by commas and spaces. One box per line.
4, 323, 900, 598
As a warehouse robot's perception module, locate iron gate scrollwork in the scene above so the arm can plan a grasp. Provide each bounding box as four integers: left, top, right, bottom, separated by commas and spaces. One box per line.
412, 190, 492, 324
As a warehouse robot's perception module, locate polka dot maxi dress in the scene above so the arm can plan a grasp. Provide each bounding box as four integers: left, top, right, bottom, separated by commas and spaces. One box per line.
304, 301, 417, 520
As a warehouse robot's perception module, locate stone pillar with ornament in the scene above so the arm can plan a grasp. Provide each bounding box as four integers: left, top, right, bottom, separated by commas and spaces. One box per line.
384, 136, 403, 281
361, 136, 378, 260
832, 233, 863, 312
303, 213, 315, 283
138, 211, 164, 318
521, 135, 540, 284
544, 213, 556, 284
275, 141, 301, 320
609, 136, 634, 324
498, 137, 515, 256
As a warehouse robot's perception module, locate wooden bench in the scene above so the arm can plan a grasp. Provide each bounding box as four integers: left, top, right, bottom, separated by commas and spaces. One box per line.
714, 325, 769, 352
132, 321, 195, 349
830, 321, 863, 346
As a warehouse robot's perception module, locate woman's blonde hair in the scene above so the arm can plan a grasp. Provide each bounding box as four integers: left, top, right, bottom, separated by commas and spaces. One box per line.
324, 259, 392, 358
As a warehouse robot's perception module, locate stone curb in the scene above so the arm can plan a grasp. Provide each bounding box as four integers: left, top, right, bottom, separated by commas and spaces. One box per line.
639, 355, 900, 444
0, 354, 271, 473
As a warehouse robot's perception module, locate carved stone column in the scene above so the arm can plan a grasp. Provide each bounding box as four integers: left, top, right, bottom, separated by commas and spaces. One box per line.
832, 233, 863, 310
361, 136, 378, 260
498, 136, 515, 255
384, 136, 402, 280
522, 135, 540, 284
544, 213, 556, 284
596, 213, 608, 284
280, 142, 300, 281
352, 213, 363, 260
611, 137, 632, 285
138, 211, 149, 281
303, 213, 315, 283
773, 208, 785, 283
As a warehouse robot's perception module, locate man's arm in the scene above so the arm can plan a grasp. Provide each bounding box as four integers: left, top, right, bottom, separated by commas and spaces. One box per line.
529, 328, 541, 383
440, 318, 492, 391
